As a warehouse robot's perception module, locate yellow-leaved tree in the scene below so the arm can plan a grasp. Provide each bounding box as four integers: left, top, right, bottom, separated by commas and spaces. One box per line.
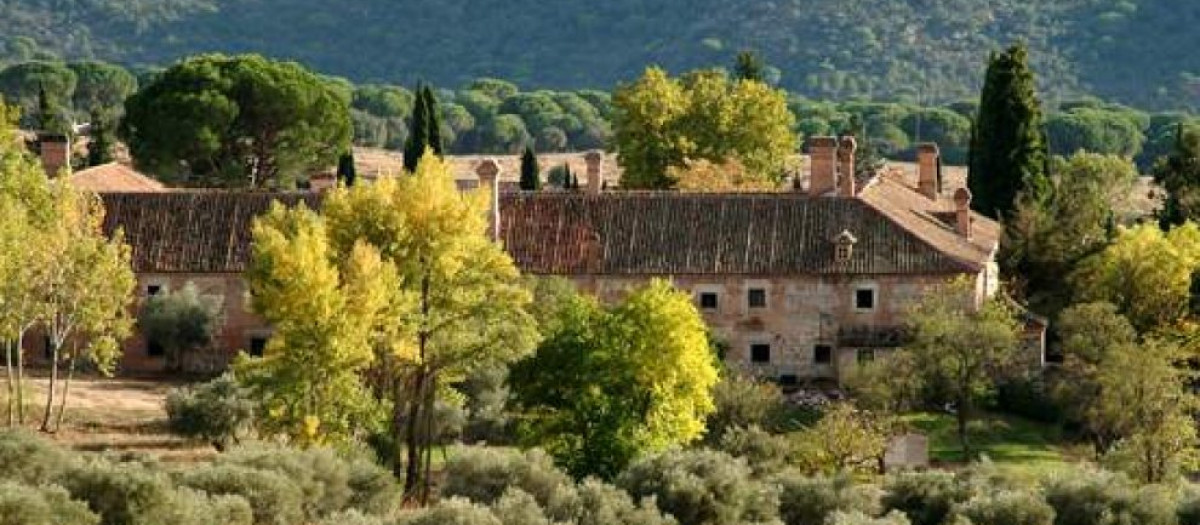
239, 203, 399, 446
246, 151, 537, 502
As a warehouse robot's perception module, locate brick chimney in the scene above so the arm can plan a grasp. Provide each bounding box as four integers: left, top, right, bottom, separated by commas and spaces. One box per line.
953, 188, 972, 239
838, 136, 856, 197
476, 159, 501, 241
584, 150, 603, 194
917, 143, 940, 200
808, 136, 837, 196
38, 133, 71, 177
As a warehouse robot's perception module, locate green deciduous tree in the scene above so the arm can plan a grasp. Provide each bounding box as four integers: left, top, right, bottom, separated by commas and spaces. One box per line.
968, 44, 1050, 218
519, 145, 541, 190
1153, 124, 1200, 228
612, 67, 795, 189
1051, 302, 1137, 456
896, 279, 1022, 458
139, 282, 223, 374
511, 280, 718, 479
121, 54, 352, 188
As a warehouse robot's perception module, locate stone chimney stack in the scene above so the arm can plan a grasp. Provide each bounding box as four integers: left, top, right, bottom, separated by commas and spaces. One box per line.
584, 150, 603, 194
38, 133, 70, 177
917, 143, 940, 200
953, 188, 972, 239
838, 136, 857, 197
476, 159, 501, 242
808, 137, 837, 196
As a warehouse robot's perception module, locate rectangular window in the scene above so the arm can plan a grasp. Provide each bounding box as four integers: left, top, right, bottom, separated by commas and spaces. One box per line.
813, 344, 833, 365
699, 292, 719, 310
147, 339, 164, 357
249, 337, 268, 358
855, 288, 876, 311
146, 285, 162, 296
750, 343, 771, 363
748, 288, 767, 308
857, 349, 876, 364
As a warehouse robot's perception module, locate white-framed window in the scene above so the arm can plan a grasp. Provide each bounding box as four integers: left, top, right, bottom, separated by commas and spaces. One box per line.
694, 285, 724, 312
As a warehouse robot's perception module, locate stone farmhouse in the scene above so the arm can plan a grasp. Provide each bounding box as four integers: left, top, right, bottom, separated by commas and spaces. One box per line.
47, 136, 1042, 382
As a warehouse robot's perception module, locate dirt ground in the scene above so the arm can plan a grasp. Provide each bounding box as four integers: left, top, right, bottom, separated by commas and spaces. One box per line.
2, 374, 216, 462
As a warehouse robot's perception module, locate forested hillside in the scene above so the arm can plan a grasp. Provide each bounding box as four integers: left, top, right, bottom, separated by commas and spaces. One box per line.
1, 0, 1198, 110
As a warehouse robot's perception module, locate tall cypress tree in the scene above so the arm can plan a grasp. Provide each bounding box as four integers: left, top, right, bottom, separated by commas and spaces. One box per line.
519, 145, 541, 190
403, 85, 445, 172
967, 44, 1049, 219
87, 109, 114, 167
336, 150, 357, 187
37, 84, 67, 135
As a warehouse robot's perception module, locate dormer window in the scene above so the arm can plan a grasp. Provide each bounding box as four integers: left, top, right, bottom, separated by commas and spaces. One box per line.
832, 230, 857, 263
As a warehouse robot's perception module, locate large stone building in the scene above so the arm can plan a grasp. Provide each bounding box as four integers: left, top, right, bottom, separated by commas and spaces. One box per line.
84, 138, 1038, 380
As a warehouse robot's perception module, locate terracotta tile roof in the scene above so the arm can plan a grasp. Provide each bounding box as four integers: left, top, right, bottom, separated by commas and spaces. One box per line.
101, 192, 319, 273
71, 163, 168, 193
500, 192, 984, 275
100, 182, 996, 276
351, 147, 623, 186
858, 176, 999, 270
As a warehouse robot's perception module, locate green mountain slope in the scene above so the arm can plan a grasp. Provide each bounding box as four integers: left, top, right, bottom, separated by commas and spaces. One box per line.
2, 0, 1198, 109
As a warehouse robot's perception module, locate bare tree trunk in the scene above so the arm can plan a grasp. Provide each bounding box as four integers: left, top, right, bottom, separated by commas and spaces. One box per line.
40, 342, 59, 433
421, 373, 436, 505
957, 397, 971, 460
402, 368, 426, 501
15, 332, 24, 423
55, 346, 77, 432
5, 340, 14, 426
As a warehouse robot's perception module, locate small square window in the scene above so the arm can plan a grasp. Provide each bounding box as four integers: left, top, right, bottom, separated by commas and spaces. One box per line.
699, 292, 719, 310
748, 288, 767, 308
147, 339, 165, 357
249, 337, 268, 358
857, 349, 876, 364
814, 344, 833, 364
146, 285, 162, 296
855, 288, 876, 310
750, 343, 771, 363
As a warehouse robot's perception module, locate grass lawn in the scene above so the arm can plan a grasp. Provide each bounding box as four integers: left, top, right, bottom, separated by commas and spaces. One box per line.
900, 411, 1087, 477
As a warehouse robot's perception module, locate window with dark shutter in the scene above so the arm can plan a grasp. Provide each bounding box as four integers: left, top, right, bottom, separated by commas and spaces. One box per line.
249, 337, 268, 358
855, 288, 875, 310
147, 339, 164, 357
750, 343, 771, 363
147, 285, 161, 296
699, 292, 719, 310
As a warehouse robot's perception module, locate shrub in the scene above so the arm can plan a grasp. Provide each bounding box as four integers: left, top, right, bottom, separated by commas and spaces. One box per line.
139, 281, 224, 373
177, 464, 304, 525
316, 510, 386, 525
568, 478, 676, 525
882, 471, 973, 525
59, 461, 183, 525
459, 364, 515, 444
165, 373, 254, 449
1042, 469, 1176, 525
959, 491, 1054, 525
829, 510, 912, 525
994, 375, 1061, 424
491, 488, 553, 525
775, 473, 881, 525
0, 429, 77, 485
171, 487, 254, 525
345, 456, 402, 515
440, 446, 575, 508
617, 448, 780, 525
706, 371, 786, 442
218, 445, 354, 519
396, 497, 502, 525
717, 425, 795, 476
0, 481, 98, 525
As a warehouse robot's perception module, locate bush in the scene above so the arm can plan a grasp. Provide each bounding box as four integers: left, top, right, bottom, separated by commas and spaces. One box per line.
706, 372, 786, 443
959, 491, 1054, 525
397, 497, 502, 525
1042, 469, 1176, 525
316, 510, 386, 525
0, 481, 98, 525
177, 464, 304, 525
0, 429, 77, 485
775, 473, 881, 525
556, 478, 676, 525
459, 364, 515, 444
993, 375, 1061, 424
218, 445, 356, 519
882, 471, 973, 525
59, 461, 184, 525
171, 487, 254, 525
617, 448, 780, 525
345, 456, 402, 515
165, 373, 254, 449
491, 488, 553, 525
717, 425, 795, 476
829, 511, 912, 525
440, 446, 575, 508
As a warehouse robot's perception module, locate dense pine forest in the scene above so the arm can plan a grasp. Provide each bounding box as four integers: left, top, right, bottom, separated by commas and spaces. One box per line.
1, 0, 1199, 110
